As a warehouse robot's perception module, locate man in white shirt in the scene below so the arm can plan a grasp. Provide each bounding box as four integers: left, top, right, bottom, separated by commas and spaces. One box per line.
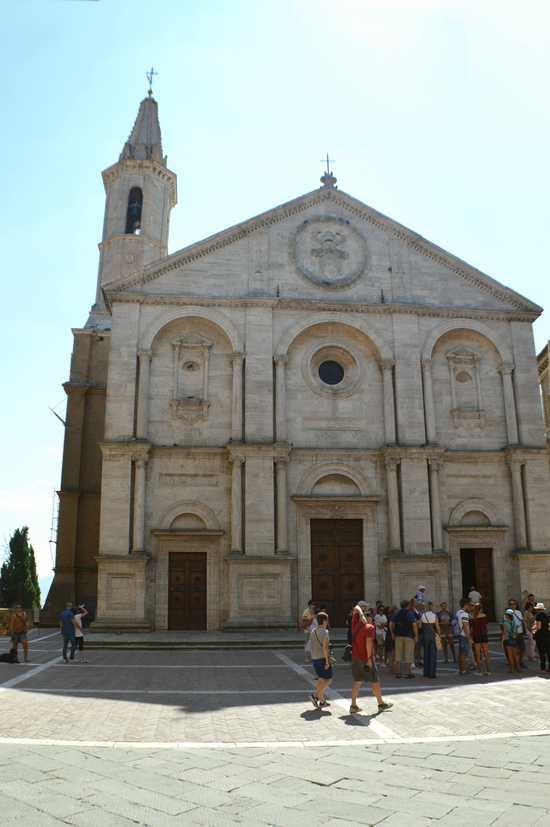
454, 598, 472, 675
73, 605, 89, 663
468, 586, 482, 604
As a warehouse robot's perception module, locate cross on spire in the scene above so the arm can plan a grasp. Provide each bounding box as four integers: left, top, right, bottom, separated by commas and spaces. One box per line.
320, 152, 337, 189
146, 66, 158, 96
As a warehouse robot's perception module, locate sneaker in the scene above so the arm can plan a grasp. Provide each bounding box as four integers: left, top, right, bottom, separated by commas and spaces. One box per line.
319, 699, 331, 707
378, 701, 393, 712
310, 693, 319, 708
349, 704, 363, 714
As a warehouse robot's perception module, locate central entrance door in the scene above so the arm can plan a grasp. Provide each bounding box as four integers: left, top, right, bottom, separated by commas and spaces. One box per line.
169, 552, 207, 630
310, 519, 363, 627
460, 548, 495, 620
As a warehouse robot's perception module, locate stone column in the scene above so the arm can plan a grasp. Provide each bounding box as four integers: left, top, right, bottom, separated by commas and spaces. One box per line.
385, 456, 401, 552
428, 458, 443, 550
230, 454, 244, 553
136, 349, 152, 439
508, 455, 527, 549
276, 456, 289, 554
274, 354, 288, 442
231, 352, 244, 441
422, 359, 437, 444
132, 457, 148, 553
500, 363, 519, 445
380, 360, 396, 445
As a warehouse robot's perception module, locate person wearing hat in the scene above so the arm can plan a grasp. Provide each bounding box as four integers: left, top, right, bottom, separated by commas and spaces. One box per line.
534, 602, 550, 672
415, 585, 427, 604
501, 608, 522, 673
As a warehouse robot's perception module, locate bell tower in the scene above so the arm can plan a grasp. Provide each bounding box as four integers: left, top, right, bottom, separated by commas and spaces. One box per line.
88, 89, 177, 327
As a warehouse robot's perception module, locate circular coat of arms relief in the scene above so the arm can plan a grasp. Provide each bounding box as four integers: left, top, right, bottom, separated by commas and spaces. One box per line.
293, 216, 367, 288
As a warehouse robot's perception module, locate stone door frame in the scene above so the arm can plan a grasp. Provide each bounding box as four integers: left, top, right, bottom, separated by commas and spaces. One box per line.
152, 530, 224, 631
446, 526, 507, 618
292, 496, 380, 618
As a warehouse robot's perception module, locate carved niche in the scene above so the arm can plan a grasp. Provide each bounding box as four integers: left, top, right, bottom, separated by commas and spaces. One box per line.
170, 335, 212, 423
293, 216, 367, 288
446, 347, 485, 427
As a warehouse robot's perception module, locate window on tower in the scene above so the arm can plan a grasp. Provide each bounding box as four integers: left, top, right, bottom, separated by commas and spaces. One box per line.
125, 187, 143, 234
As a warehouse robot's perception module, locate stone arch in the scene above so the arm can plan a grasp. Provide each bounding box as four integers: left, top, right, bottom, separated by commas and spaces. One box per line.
159, 500, 221, 531
421, 319, 513, 365
142, 306, 242, 352
275, 313, 393, 362
448, 498, 499, 527
296, 463, 369, 496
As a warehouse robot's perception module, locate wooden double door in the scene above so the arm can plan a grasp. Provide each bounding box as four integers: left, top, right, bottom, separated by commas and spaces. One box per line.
310, 519, 364, 627
460, 548, 495, 620
169, 552, 207, 630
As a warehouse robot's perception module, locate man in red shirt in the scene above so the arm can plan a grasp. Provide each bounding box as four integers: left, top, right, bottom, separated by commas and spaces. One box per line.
350, 601, 393, 714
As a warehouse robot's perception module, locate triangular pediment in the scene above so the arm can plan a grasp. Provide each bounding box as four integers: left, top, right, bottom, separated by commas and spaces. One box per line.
102, 186, 541, 315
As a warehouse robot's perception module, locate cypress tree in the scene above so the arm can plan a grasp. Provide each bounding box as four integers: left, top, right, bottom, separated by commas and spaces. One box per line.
0, 527, 41, 608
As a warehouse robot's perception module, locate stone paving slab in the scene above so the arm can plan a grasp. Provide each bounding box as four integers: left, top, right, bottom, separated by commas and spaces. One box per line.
0, 737, 548, 825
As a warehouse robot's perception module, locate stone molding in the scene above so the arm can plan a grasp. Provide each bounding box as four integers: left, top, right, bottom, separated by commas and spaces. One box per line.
157, 500, 221, 531
421, 318, 514, 364
448, 498, 500, 526
99, 441, 151, 461
274, 312, 393, 362
103, 291, 540, 324
140, 305, 242, 352
296, 461, 370, 496
102, 187, 540, 314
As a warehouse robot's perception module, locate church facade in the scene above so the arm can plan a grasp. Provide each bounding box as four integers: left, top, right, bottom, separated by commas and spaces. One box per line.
44, 94, 550, 630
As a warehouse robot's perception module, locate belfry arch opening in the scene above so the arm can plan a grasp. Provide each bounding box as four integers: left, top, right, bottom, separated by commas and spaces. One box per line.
125, 187, 143, 234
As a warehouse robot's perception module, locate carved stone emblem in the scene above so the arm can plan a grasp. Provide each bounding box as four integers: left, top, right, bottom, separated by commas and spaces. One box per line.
293, 216, 367, 288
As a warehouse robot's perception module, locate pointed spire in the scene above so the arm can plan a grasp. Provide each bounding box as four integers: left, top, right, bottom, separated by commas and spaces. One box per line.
120, 95, 165, 165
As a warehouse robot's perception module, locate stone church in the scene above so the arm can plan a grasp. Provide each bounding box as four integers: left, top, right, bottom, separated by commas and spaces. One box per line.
44, 93, 550, 630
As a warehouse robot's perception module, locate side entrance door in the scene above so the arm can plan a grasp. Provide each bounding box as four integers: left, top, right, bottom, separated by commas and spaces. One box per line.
460, 548, 496, 621
310, 519, 364, 627
169, 552, 207, 630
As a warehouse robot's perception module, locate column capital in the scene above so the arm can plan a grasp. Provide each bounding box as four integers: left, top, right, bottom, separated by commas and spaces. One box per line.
131, 443, 151, 463
228, 444, 245, 465
138, 349, 152, 362
499, 361, 515, 376
421, 358, 432, 369
428, 457, 443, 472
384, 455, 400, 471
274, 442, 290, 463
506, 451, 524, 468
379, 358, 395, 372
230, 351, 245, 364
274, 353, 288, 366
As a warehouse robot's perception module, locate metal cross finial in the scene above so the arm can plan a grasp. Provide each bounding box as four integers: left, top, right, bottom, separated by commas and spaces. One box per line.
146, 66, 158, 96
320, 153, 337, 189
321, 153, 335, 174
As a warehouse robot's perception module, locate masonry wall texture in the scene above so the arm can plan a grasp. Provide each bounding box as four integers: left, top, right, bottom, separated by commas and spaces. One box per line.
44, 94, 550, 629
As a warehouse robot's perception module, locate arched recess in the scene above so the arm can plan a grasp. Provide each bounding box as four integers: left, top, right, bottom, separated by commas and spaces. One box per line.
448, 499, 499, 527
159, 500, 221, 531
275, 313, 393, 362
421, 319, 512, 365
296, 463, 370, 496
142, 306, 242, 352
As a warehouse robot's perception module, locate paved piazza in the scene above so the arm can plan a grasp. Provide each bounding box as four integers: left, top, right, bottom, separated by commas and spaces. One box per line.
1, 630, 550, 825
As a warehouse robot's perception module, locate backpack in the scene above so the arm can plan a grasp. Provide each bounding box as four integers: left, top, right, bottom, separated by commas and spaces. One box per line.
452, 612, 462, 637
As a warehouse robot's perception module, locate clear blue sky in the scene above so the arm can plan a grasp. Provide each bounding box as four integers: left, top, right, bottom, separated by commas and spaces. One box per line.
2, 0, 549, 602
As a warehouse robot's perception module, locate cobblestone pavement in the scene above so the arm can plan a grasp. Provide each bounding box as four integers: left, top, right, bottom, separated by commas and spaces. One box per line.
1, 630, 549, 824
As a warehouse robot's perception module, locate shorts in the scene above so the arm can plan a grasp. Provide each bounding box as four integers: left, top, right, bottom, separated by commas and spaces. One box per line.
351, 659, 379, 683
11, 632, 27, 644
473, 635, 488, 645
394, 636, 415, 664
312, 658, 333, 679
458, 636, 471, 655
503, 639, 519, 648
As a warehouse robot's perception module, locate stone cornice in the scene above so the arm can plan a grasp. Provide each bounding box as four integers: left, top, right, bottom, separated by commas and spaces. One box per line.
102, 290, 539, 324
101, 186, 540, 314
